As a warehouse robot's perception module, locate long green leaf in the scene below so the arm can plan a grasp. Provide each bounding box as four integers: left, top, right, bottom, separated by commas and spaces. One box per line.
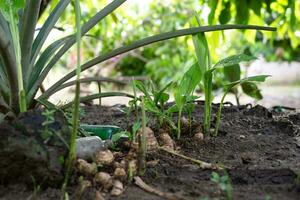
40, 24, 276, 100
20, 0, 42, 80
50, 77, 126, 96
60, 92, 134, 109
27, 36, 71, 94
30, 0, 70, 65
0, 22, 19, 111
29, 0, 127, 104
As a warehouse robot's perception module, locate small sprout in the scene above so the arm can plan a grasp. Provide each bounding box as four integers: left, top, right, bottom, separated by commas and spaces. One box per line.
211, 171, 233, 200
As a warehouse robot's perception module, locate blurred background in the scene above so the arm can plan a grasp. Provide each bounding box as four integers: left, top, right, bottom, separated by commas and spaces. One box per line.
38, 0, 300, 109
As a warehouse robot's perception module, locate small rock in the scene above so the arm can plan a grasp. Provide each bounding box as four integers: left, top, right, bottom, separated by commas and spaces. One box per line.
76, 136, 108, 161
80, 179, 92, 189
114, 167, 127, 181
95, 150, 114, 166
76, 159, 97, 176
239, 135, 246, 139
110, 180, 124, 196
137, 127, 158, 152
159, 132, 175, 150
94, 172, 113, 191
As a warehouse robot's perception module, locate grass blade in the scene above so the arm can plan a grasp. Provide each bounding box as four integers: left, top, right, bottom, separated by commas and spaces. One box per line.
60, 92, 134, 109
40, 24, 276, 100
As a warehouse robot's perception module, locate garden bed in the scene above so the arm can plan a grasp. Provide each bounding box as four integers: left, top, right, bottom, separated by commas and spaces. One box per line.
0, 102, 299, 199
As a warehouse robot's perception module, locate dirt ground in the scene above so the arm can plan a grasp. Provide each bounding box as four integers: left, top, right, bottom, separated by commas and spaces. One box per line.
0, 102, 299, 200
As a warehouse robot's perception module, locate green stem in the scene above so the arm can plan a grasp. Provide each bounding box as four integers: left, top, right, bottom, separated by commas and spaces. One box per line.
62, 0, 81, 192
9, 5, 26, 112
138, 97, 147, 176
214, 91, 228, 136
177, 108, 182, 139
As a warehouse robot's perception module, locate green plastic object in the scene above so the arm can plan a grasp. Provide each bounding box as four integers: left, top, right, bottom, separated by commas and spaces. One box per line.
80, 125, 121, 140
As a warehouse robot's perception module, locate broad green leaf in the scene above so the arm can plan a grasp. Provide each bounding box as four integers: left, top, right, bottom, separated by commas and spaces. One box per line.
241, 82, 263, 100
153, 81, 172, 105
249, 0, 262, 16
223, 64, 240, 82
219, 1, 231, 24
192, 32, 210, 77
178, 63, 201, 97
111, 131, 129, 143
235, 0, 249, 24
214, 54, 256, 68
224, 75, 270, 91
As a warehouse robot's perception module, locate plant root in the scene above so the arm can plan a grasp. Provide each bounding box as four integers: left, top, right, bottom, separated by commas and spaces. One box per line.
134, 176, 184, 200
158, 146, 221, 169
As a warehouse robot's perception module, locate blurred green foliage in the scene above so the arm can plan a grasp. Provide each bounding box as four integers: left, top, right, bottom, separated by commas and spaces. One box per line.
41, 0, 299, 87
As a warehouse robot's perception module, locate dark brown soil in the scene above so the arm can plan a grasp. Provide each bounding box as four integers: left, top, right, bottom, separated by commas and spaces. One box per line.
0, 102, 299, 199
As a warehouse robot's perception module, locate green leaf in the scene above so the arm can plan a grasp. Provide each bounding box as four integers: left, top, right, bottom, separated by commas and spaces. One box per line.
178, 63, 201, 99
30, 0, 70, 65
241, 82, 263, 100
111, 131, 129, 143
224, 75, 270, 91
235, 0, 249, 24
208, 0, 218, 25
249, 0, 262, 16
219, 1, 231, 24
40, 24, 276, 100
214, 54, 256, 68
223, 64, 240, 82
153, 81, 172, 105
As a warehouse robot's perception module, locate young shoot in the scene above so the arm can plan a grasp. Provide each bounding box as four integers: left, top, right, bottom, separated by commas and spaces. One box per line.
214, 75, 270, 136
63, 0, 81, 191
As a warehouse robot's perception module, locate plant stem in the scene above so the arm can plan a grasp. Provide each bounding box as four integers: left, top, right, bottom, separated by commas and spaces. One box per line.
138, 97, 147, 176
214, 91, 228, 136
8, 5, 26, 112
177, 109, 182, 139
62, 0, 81, 192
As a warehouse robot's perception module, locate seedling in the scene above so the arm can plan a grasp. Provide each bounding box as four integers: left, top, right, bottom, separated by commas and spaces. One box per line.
134, 80, 176, 130
173, 62, 200, 138
191, 13, 273, 135
211, 171, 233, 200
214, 75, 270, 136
138, 97, 147, 176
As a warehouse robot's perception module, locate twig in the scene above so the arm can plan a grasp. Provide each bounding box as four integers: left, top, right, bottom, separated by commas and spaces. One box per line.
158, 146, 221, 169
134, 176, 184, 200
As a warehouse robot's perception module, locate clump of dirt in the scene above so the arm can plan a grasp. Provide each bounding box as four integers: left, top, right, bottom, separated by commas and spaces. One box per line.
0, 102, 299, 200
0, 109, 71, 186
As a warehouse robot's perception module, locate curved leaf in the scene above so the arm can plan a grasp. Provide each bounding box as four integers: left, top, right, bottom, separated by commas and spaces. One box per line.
40, 24, 276, 100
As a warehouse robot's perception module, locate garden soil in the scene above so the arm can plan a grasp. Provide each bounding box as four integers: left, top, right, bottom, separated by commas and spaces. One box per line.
0, 102, 299, 200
